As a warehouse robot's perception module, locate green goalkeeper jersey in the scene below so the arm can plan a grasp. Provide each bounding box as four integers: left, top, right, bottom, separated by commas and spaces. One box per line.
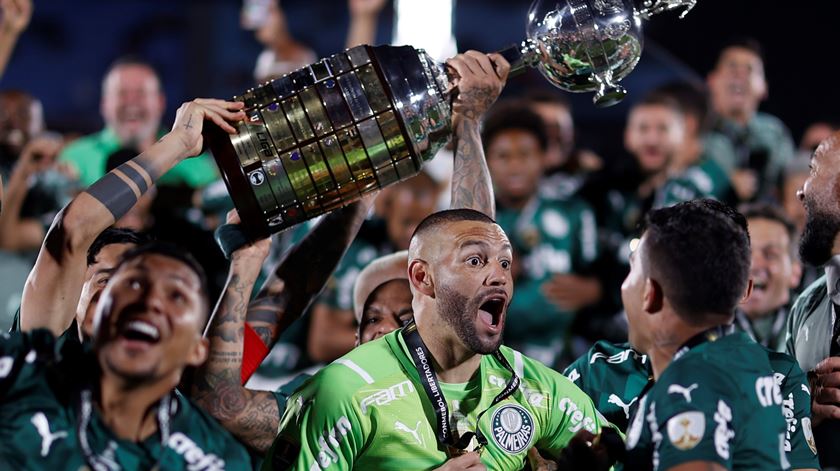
264, 328, 610, 470
624, 332, 790, 470
0, 329, 252, 470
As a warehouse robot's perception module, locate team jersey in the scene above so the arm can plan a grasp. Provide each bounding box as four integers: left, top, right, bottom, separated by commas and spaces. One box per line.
495, 194, 598, 366
563, 341, 652, 432
0, 329, 252, 470
656, 157, 731, 208
624, 332, 788, 470
264, 328, 610, 470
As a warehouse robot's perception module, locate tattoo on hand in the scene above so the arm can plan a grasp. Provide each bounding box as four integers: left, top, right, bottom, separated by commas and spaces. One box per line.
184, 114, 194, 130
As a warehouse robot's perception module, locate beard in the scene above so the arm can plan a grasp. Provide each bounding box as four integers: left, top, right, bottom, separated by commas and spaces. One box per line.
436, 283, 502, 354
799, 202, 840, 266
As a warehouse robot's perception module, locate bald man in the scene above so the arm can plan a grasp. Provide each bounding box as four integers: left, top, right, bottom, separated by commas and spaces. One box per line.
786, 132, 840, 467
265, 208, 613, 470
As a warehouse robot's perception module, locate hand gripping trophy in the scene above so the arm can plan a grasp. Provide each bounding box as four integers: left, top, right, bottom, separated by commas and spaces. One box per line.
206, 0, 697, 239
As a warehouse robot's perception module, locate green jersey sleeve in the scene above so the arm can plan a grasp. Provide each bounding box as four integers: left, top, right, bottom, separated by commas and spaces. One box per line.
537, 373, 608, 459
0, 329, 60, 399
769, 352, 820, 469
269, 364, 369, 470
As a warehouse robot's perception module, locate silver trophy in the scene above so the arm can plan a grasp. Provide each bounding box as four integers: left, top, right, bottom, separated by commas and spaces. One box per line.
205, 0, 696, 238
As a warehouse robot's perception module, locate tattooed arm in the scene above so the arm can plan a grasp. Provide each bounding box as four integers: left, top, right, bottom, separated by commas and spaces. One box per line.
244, 195, 374, 354
20, 99, 245, 335
192, 212, 280, 453
446, 51, 510, 218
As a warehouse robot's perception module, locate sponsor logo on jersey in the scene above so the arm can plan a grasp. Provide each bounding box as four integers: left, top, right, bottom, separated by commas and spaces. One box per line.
713, 400, 735, 460
566, 368, 580, 383
30, 412, 67, 457
667, 383, 698, 403
755, 375, 782, 407
625, 396, 646, 448
491, 405, 534, 454
802, 417, 817, 455
558, 397, 596, 433
168, 432, 225, 470
589, 348, 644, 365
541, 209, 569, 238
781, 392, 796, 452
607, 394, 637, 420
359, 380, 415, 414
666, 411, 704, 450
394, 420, 424, 446
311, 416, 353, 470
646, 402, 663, 469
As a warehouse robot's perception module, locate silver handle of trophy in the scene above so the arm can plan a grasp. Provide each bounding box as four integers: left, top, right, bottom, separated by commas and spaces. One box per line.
496, 40, 541, 78
636, 0, 697, 20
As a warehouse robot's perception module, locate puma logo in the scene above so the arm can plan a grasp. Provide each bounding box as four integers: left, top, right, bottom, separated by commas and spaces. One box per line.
607, 394, 638, 419
668, 383, 699, 403
395, 420, 423, 446
31, 412, 67, 457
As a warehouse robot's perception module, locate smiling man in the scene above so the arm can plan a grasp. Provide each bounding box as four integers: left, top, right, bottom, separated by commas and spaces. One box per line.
0, 242, 251, 469
265, 208, 611, 470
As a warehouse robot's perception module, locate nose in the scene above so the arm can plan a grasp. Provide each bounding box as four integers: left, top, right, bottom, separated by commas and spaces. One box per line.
485, 261, 509, 287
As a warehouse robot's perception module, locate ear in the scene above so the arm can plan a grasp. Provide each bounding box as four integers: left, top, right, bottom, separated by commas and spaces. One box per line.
642, 278, 663, 314
408, 259, 435, 298
187, 337, 209, 367
740, 279, 754, 304
789, 261, 803, 289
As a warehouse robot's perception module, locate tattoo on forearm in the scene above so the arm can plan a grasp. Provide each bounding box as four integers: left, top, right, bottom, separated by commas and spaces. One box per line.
84, 155, 159, 220
451, 119, 495, 217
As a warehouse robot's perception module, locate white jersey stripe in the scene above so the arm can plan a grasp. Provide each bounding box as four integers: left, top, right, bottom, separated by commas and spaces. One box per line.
513, 351, 524, 378
336, 358, 375, 384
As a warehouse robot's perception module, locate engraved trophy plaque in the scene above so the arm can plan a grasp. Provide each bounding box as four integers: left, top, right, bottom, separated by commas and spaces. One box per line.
205, 0, 697, 239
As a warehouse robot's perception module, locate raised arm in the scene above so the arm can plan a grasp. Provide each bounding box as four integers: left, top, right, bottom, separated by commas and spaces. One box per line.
446, 51, 510, 218
244, 196, 374, 358
0, 0, 31, 80
20, 99, 244, 334
192, 211, 280, 453
345, 0, 387, 49
0, 136, 60, 251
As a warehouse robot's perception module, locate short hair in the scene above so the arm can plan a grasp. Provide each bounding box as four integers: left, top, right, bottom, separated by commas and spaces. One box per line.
715, 37, 765, 68
642, 199, 751, 322
410, 208, 497, 245
481, 101, 549, 153
87, 227, 151, 266
652, 81, 710, 132
114, 242, 210, 318
630, 92, 683, 118
102, 56, 162, 91
739, 202, 797, 250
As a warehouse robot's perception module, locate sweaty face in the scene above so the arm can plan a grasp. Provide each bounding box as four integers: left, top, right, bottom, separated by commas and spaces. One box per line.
358, 280, 413, 345
78, 243, 136, 338
432, 221, 513, 354
798, 136, 840, 266
708, 47, 767, 119
101, 65, 164, 146
742, 218, 797, 318
487, 129, 545, 202
621, 236, 653, 354
624, 105, 684, 174
94, 254, 207, 383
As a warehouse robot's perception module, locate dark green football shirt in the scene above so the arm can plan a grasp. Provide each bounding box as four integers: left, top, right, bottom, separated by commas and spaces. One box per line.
0, 329, 252, 470
563, 341, 653, 433
624, 332, 788, 470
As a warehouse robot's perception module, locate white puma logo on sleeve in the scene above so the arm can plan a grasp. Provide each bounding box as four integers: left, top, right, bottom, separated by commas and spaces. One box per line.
31, 412, 67, 457
607, 394, 638, 419
668, 383, 699, 403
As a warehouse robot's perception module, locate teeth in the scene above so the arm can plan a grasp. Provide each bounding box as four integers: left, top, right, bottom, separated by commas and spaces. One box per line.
126, 320, 159, 340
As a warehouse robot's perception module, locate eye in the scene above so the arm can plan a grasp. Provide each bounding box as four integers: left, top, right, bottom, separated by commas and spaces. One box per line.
365, 316, 379, 325
129, 278, 142, 290
170, 290, 187, 304
466, 256, 484, 267
500, 259, 511, 270
96, 276, 110, 287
